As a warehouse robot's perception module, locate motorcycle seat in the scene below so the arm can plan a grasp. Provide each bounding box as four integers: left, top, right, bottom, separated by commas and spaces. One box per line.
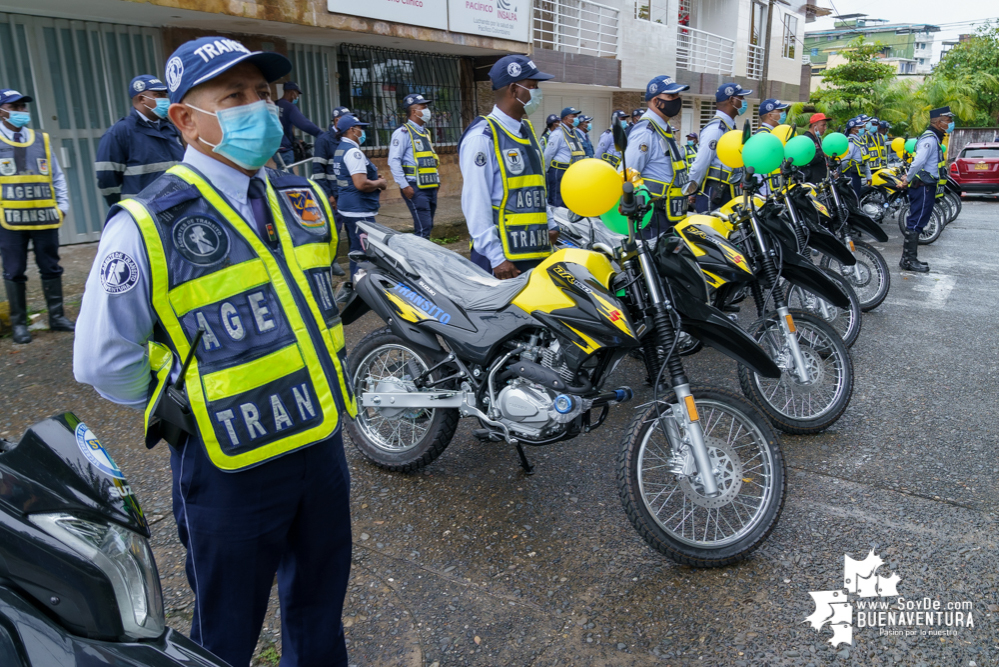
385, 233, 531, 311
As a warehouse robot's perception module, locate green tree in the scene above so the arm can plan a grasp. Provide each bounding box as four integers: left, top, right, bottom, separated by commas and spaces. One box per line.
930, 22, 999, 126
811, 37, 897, 126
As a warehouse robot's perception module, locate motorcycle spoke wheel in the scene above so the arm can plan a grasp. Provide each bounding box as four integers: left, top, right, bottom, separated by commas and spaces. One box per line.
918, 210, 943, 244
617, 388, 786, 567
739, 311, 854, 435
820, 240, 890, 311
784, 270, 861, 347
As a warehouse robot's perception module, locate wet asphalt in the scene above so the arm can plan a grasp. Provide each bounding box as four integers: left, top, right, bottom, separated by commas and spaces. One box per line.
1, 198, 997, 667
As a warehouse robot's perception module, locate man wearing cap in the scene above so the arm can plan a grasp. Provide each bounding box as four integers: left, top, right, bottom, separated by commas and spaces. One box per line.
0, 88, 73, 344
863, 116, 881, 171
878, 120, 893, 165
578, 115, 595, 158
74, 36, 356, 667
335, 113, 387, 277
689, 82, 752, 212
544, 106, 586, 207
753, 98, 790, 193
597, 110, 626, 168
684, 132, 698, 167
312, 105, 351, 276
627, 109, 643, 135
900, 106, 954, 272
96, 75, 185, 207
624, 74, 691, 237
843, 117, 871, 200
276, 81, 322, 168
388, 93, 440, 239
540, 114, 560, 151
801, 112, 830, 183
459, 54, 556, 279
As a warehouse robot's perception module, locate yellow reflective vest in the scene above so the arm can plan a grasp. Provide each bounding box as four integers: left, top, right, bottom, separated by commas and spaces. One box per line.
0, 129, 62, 230
402, 123, 440, 189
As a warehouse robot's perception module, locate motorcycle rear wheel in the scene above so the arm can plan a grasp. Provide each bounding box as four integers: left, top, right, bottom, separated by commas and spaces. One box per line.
739, 310, 854, 435
784, 269, 862, 347
617, 387, 786, 567
897, 207, 943, 244
945, 191, 962, 222
347, 327, 460, 472
820, 239, 890, 311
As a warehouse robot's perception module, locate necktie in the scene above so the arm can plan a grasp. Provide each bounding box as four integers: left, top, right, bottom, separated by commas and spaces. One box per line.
247, 177, 276, 245
12, 131, 26, 172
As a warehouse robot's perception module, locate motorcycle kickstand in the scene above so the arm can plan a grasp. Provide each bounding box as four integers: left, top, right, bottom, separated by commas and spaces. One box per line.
514, 443, 535, 475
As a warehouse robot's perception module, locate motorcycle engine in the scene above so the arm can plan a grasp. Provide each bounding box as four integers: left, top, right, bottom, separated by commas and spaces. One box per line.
496, 379, 583, 439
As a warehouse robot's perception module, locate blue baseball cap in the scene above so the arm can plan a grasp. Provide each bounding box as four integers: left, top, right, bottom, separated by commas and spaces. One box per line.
632, 109, 644, 118
929, 106, 954, 119
403, 93, 431, 109
337, 113, 369, 134
560, 107, 581, 118
645, 75, 689, 100
0, 89, 33, 106
488, 55, 553, 90
759, 98, 789, 115
283, 81, 301, 93
545, 114, 560, 126
715, 82, 753, 102
879, 120, 891, 129
165, 36, 292, 104
846, 117, 864, 130
129, 75, 168, 98
686, 131, 698, 139
331, 106, 351, 121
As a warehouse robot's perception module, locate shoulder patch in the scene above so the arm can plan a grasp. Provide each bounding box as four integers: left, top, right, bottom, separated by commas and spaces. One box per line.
474, 152, 487, 167
100, 252, 140, 294
639, 144, 649, 153
172, 215, 230, 266
280, 188, 329, 235
708, 140, 718, 150
392, 138, 399, 146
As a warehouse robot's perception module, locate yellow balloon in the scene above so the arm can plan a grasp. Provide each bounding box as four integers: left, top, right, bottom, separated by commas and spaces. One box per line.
891, 137, 905, 157
561, 158, 623, 217
717, 130, 745, 169
771, 124, 794, 144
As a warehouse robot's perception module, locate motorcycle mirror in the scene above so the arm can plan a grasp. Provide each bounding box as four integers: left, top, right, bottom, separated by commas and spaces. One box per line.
742, 120, 751, 144
613, 121, 628, 154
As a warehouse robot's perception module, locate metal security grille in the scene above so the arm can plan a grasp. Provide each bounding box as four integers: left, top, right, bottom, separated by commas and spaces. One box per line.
337, 44, 463, 157
0, 13, 162, 244
287, 43, 338, 135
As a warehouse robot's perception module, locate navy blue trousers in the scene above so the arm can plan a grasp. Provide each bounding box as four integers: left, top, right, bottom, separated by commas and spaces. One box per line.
403, 184, 438, 239
0, 227, 62, 282
339, 214, 370, 278
848, 173, 864, 202
170, 431, 352, 667
906, 182, 937, 233
546, 168, 566, 208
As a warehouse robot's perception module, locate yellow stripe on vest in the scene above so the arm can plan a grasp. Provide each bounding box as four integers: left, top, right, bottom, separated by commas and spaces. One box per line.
203, 344, 306, 402
169, 260, 270, 316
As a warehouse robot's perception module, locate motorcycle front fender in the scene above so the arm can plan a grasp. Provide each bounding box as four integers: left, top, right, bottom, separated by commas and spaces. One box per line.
670, 286, 781, 378
781, 251, 851, 309
807, 227, 857, 266
848, 210, 889, 242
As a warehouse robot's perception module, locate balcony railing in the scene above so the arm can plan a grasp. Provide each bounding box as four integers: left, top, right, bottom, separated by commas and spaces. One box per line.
676, 25, 734, 75
747, 43, 764, 79
533, 0, 620, 58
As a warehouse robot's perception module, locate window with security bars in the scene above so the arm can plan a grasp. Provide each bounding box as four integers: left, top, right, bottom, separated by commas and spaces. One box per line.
337, 44, 464, 156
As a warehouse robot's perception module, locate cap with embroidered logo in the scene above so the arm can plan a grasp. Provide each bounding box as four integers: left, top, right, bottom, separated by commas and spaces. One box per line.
759, 98, 789, 115
715, 82, 752, 102
403, 93, 432, 109
129, 75, 168, 98
545, 114, 560, 126
560, 107, 581, 118
165, 36, 292, 104
337, 114, 369, 134
0, 89, 33, 106
487, 55, 553, 90
929, 106, 954, 119
331, 106, 351, 121
645, 75, 689, 101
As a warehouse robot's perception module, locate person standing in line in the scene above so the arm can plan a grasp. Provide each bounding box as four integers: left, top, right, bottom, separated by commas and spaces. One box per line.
275, 81, 322, 168
596, 110, 626, 168
388, 93, 440, 239
802, 112, 830, 183
543, 106, 585, 207
899, 106, 954, 273
334, 113, 387, 277
312, 105, 351, 276
540, 113, 560, 151
687, 82, 752, 212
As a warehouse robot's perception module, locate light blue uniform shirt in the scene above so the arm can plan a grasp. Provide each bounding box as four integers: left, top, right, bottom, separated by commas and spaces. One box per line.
688, 110, 737, 188
906, 130, 941, 182
459, 105, 556, 269
846, 135, 871, 179
387, 119, 428, 189
624, 111, 677, 186
595, 129, 620, 162
0, 122, 69, 212
543, 124, 576, 168
74, 146, 266, 408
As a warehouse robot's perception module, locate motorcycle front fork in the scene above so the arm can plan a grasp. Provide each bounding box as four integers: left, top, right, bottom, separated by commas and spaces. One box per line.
842, 233, 864, 283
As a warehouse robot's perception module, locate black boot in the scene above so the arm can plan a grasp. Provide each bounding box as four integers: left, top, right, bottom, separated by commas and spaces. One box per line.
330, 261, 346, 277
42, 277, 75, 332
899, 232, 929, 273
4, 279, 31, 344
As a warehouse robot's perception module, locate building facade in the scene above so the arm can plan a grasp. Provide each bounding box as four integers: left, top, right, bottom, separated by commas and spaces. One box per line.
804, 15, 940, 77
0, 0, 808, 245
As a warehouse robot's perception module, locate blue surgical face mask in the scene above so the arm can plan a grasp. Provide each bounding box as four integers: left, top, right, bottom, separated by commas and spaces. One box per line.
292, 97, 299, 106
359, 130, 367, 145
4, 110, 30, 128
687, 140, 694, 146
572, 117, 580, 127
736, 99, 748, 115
778, 111, 787, 124
144, 97, 170, 119
515, 85, 543, 116
857, 127, 866, 137
620, 120, 628, 129
188, 100, 284, 171
946, 121, 955, 133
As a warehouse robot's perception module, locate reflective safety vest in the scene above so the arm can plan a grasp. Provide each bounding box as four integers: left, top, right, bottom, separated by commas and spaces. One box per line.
0, 129, 62, 231
684, 144, 697, 167
483, 116, 550, 262
635, 119, 690, 223
874, 133, 888, 169
119, 164, 356, 471
549, 125, 586, 170
700, 116, 740, 199
401, 123, 440, 189
599, 130, 621, 168
844, 136, 866, 177
912, 129, 944, 187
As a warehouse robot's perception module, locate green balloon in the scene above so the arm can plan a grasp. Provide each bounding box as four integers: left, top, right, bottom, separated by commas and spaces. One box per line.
784, 135, 816, 166
742, 132, 785, 174
822, 132, 849, 157
904, 138, 917, 154
600, 191, 655, 234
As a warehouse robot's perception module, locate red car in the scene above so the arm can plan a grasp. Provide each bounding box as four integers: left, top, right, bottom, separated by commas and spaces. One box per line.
950, 142, 999, 194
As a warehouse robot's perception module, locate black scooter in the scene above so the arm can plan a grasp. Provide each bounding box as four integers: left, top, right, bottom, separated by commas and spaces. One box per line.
0, 413, 230, 666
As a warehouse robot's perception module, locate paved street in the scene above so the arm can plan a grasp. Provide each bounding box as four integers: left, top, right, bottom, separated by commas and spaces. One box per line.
1, 200, 997, 666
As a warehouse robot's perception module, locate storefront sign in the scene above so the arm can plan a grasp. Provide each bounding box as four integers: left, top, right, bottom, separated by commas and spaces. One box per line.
327, 0, 447, 30
447, 0, 530, 42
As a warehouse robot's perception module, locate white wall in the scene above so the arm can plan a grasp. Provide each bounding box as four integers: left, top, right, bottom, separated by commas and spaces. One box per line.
528, 83, 614, 138
619, 18, 678, 89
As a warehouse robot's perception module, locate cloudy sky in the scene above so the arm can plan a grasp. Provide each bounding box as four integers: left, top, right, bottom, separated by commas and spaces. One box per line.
807, 0, 997, 64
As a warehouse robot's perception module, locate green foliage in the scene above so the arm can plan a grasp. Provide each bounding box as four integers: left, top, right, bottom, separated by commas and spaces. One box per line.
813, 37, 897, 124
929, 21, 999, 126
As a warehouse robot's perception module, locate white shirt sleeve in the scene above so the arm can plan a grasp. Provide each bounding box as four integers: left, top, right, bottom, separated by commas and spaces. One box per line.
689, 122, 722, 187
73, 209, 156, 408
543, 129, 562, 166
387, 126, 410, 188
624, 126, 652, 175
50, 153, 70, 213
460, 132, 505, 268
344, 147, 369, 176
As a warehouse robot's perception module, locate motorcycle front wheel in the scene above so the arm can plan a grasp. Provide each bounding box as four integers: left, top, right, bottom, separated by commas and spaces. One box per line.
617, 387, 786, 567
347, 327, 460, 471
784, 269, 862, 347
820, 239, 890, 311
739, 310, 854, 435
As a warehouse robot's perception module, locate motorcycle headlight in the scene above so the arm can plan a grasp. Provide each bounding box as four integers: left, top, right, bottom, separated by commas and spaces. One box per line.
30, 513, 165, 640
